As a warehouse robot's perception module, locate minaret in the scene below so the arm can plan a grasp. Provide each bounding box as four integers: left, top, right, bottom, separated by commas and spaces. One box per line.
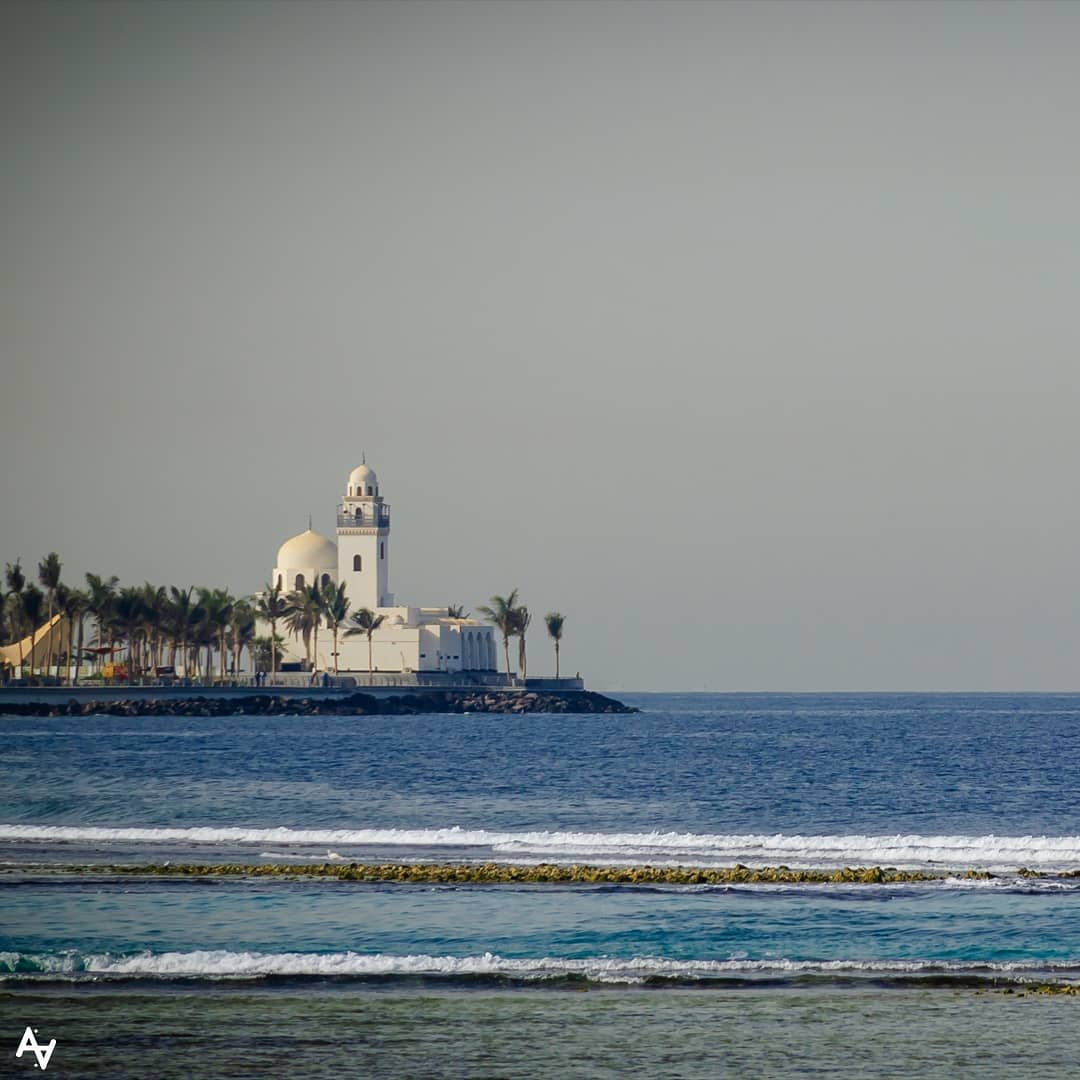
337, 460, 392, 609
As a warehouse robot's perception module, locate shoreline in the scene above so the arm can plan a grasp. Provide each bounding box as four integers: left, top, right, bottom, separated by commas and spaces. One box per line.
0, 688, 636, 716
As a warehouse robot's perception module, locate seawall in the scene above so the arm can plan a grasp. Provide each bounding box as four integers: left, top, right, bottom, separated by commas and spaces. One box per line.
0, 687, 635, 716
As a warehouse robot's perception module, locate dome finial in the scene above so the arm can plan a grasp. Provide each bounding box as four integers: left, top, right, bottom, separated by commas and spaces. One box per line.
308, 513, 312, 531
362, 450, 366, 465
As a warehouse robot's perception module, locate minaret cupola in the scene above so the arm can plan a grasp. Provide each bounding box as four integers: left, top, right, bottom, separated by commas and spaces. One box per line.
347, 463, 379, 498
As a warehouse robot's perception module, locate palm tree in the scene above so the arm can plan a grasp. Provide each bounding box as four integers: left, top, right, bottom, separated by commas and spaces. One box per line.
5, 560, 26, 678
139, 583, 168, 673
284, 587, 319, 670
0, 585, 9, 681
111, 586, 146, 682
197, 588, 234, 682
38, 552, 62, 677
308, 584, 328, 673
56, 584, 89, 685
228, 598, 256, 678
512, 603, 531, 680
321, 582, 351, 674
447, 604, 469, 619
255, 582, 288, 683
166, 586, 198, 676
20, 585, 45, 678
544, 612, 565, 678
345, 607, 386, 674
477, 589, 519, 681
188, 610, 214, 680
252, 633, 286, 674
85, 573, 119, 675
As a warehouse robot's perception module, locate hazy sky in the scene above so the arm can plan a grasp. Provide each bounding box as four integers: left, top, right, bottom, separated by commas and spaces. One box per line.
4, 0, 1080, 691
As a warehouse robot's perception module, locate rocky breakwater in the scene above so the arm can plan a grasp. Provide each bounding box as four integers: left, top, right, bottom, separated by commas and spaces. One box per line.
0, 689, 636, 718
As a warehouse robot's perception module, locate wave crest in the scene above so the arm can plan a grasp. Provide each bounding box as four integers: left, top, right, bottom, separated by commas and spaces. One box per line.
3, 824, 1080, 871
3, 949, 1079, 984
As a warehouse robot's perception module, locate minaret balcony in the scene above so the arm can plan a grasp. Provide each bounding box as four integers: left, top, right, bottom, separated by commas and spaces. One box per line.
337, 508, 390, 528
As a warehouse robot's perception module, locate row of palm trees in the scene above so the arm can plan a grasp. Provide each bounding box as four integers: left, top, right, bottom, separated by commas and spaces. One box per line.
1, 553, 569, 685
477, 589, 566, 680
1, 554, 265, 685
255, 580, 387, 680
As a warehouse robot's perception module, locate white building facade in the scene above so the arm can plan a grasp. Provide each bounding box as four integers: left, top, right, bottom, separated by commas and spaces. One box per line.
268, 461, 497, 675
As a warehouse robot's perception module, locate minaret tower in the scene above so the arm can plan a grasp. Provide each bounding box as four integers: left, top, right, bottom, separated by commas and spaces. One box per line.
337, 459, 392, 609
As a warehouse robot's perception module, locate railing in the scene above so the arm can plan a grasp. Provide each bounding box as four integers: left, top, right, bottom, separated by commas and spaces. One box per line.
521, 676, 586, 691
337, 512, 390, 528
0, 671, 589, 696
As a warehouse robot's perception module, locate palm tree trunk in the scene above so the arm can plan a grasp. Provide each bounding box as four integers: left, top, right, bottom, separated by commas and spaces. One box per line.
45, 596, 54, 677
502, 635, 511, 681
367, 632, 374, 674
75, 614, 85, 686
555, 640, 560, 679
333, 628, 339, 674
269, 618, 277, 683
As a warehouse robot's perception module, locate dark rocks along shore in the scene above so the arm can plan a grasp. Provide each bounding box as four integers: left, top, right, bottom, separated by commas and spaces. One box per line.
1, 689, 636, 718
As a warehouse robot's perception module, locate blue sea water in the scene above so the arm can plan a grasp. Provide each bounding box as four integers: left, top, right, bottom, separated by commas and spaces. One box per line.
2, 693, 1079, 1076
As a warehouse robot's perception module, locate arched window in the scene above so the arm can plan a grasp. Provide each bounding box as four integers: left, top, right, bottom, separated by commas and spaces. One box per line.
353, 554, 362, 572
276, 575, 282, 589
294, 573, 305, 589
380, 542, 385, 559
321, 573, 331, 589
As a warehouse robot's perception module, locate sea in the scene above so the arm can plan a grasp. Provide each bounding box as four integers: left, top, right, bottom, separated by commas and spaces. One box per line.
1, 692, 1079, 1077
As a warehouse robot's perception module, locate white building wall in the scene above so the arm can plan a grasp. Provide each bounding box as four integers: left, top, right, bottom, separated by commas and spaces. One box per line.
272, 564, 336, 593
371, 628, 420, 672
336, 530, 383, 610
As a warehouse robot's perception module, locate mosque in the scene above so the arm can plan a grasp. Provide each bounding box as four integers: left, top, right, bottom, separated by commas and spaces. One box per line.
267, 460, 498, 675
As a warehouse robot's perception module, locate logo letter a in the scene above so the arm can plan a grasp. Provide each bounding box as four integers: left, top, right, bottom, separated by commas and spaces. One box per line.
16, 1027, 56, 1070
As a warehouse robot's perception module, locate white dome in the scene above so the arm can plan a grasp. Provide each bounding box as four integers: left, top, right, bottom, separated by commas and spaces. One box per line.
276, 529, 337, 570
348, 463, 378, 491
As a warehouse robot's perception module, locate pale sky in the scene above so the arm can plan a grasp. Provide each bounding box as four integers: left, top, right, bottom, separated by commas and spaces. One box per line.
4, 0, 1080, 691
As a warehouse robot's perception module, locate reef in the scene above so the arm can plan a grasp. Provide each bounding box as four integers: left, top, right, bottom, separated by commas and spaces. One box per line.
0, 689, 636, 718
94, 861, 1004, 886
1000, 984, 1080, 997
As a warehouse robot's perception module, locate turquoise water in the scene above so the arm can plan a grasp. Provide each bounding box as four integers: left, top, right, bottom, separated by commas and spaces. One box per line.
1, 693, 1078, 1075
4, 988, 1079, 1079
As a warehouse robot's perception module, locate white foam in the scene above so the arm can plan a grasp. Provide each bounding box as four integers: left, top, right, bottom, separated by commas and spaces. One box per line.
3, 949, 1078, 983
2, 824, 1079, 871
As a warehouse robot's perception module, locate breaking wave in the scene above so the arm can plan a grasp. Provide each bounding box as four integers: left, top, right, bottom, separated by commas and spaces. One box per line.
2, 949, 1078, 986
3, 824, 1080, 871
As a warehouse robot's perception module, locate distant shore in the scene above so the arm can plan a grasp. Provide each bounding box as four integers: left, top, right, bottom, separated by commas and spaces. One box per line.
0, 687, 635, 716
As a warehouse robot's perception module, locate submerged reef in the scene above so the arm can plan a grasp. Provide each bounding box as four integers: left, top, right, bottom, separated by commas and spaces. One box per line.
95, 861, 1012, 886
0, 689, 635, 717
